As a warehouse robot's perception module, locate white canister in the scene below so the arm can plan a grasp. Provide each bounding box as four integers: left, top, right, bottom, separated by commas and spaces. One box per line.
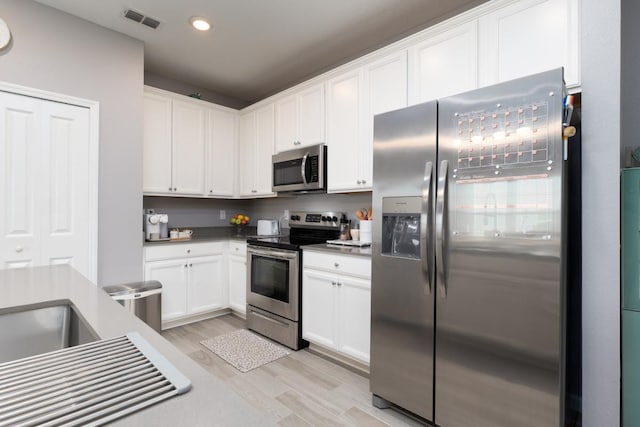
360, 220, 372, 243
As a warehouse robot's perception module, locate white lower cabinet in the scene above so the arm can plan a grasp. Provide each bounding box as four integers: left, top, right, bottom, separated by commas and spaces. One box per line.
144, 243, 226, 326
302, 251, 371, 364
227, 242, 247, 315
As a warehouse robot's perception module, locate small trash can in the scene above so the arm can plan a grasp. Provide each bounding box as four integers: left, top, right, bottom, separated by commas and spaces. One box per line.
103, 281, 162, 333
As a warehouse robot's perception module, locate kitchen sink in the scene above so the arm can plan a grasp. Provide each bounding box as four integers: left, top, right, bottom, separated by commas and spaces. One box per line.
0, 301, 99, 364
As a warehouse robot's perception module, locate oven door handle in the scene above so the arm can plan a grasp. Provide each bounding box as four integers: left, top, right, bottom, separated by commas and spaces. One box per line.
247, 245, 298, 260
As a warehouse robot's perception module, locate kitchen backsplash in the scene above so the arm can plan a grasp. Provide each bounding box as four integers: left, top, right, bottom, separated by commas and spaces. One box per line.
143, 192, 372, 230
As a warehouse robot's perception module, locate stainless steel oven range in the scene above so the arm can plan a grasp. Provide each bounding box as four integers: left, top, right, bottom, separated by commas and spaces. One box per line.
246, 211, 344, 350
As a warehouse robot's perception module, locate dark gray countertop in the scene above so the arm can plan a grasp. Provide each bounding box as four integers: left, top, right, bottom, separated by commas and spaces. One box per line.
144, 226, 256, 246
0, 265, 274, 426
303, 242, 372, 257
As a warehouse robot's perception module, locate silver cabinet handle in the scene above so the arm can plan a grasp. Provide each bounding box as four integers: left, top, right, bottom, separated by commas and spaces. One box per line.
435, 160, 449, 297
362, 179, 367, 184
189, 263, 192, 267
337, 282, 342, 287
252, 189, 257, 193
184, 264, 188, 268
331, 281, 337, 286
421, 161, 434, 294
294, 141, 301, 146
187, 249, 191, 254
168, 187, 172, 191
15, 246, 23, 253
173, 187, 177, 191
334, 262, 339, 268
357, 180, 362, 184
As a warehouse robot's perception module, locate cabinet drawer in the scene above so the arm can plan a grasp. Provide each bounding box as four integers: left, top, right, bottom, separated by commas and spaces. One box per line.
145, 241, 224, 261
228, 241, 247, 256
303, 250, 371, 279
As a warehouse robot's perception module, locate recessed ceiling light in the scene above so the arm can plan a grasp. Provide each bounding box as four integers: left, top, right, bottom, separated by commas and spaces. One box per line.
190, 16, 211, 31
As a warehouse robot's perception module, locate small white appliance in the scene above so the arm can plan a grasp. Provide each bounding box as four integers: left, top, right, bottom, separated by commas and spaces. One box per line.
145, 212, 169, 240
257, 220, 280, 236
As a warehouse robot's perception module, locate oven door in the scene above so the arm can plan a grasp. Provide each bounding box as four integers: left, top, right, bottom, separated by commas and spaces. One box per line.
246, 245, 300, 321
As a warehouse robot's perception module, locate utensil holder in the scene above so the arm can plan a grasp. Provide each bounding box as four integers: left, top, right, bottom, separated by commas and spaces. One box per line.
360, 220, 372, 243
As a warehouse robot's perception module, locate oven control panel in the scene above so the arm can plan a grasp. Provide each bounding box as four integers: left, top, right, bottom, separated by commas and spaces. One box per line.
289, 211, 344, 228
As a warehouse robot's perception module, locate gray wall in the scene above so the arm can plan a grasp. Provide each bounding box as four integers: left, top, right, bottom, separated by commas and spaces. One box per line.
582, 0, 621, 424
144, 192, 372, 230
0, 0, 145, 285
144, 72, 249, 110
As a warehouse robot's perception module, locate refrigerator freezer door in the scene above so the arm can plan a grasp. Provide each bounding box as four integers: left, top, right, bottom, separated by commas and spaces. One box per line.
370, 101, 437, 421
435, 68, 566, 427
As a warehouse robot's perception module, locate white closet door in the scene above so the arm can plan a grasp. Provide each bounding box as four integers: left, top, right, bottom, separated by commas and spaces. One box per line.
0, 93, 41, 269
0, 91, 93, 278
39, 101, 90, 278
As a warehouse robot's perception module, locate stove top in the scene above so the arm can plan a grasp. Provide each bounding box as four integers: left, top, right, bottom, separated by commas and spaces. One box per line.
247, 211, 345, 250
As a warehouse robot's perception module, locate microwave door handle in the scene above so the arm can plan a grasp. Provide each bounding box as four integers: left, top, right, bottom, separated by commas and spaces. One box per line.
301, 152, 309, 186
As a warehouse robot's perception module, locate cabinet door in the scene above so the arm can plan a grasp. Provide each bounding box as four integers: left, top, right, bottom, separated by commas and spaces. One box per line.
326, 70, 364, 193
188, 255, 225, 314
478, 0, 579, 88
362, 51, 409, 189
207, 108, 236, 197
228, 255, 247, 314
172, 100, 206, 195
337, 276, 371, 363
143, 92, 172, 194
302, 269, 337, 348
297, 84, 325, 147
275, 95, 298, 153
145, 259, 188, 321
408, 21, 478, 105
254, 104, 275, 196
238, 112, 256, 196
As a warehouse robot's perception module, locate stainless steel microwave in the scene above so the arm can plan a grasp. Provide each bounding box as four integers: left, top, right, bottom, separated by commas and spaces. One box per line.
272, 143, 327, 193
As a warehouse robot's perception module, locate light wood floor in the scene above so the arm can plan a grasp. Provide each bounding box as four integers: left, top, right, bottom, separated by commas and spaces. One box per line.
162, 314, 425, 427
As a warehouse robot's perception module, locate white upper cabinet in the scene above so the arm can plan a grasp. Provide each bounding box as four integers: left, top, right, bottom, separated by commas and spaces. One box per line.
171, 100, 206, 195
206, 108, 237, 197
143, 88, 207, 196
143, 92, 173, 194
275, 84, 325, 152
327, 51, 407, 193
408, 21, 478, 105
326, 69, 364, 193
478, 0, 579, 88
144, 87, 241, 198
238, 104, 276, 197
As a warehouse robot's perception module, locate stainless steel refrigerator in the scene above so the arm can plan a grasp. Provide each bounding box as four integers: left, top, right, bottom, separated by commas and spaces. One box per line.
370, 68, 572, 426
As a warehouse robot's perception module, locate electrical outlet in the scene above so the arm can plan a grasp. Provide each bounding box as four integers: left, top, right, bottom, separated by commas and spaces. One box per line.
219, 210, 226, 220
284, 209, 290, 219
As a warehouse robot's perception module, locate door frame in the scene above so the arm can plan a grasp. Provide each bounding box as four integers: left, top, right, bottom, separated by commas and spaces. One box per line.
0, 81, 99, 282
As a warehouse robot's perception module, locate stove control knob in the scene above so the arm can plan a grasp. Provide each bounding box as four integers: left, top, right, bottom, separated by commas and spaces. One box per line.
294, 215, 301, 221
331, 216, 338, 222
290, 215, 296, 221
321, 216, 328, 222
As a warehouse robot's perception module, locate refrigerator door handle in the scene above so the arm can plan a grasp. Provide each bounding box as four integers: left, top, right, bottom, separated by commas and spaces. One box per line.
421, 161, 434, 293
436, 159, 449, 297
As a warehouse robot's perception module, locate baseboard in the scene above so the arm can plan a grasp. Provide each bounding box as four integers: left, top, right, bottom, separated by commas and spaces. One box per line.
162, 308, 232, 330
306, 343, 370, 377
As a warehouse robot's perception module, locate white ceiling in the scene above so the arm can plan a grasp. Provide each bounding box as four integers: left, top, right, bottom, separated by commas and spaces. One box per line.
35, 0, 486, 104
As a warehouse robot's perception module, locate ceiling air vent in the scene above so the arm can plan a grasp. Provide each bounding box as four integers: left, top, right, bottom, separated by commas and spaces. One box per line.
123, 8, 161, 29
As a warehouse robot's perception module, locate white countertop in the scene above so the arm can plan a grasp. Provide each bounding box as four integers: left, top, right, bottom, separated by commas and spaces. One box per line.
0, 265, 275, 426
